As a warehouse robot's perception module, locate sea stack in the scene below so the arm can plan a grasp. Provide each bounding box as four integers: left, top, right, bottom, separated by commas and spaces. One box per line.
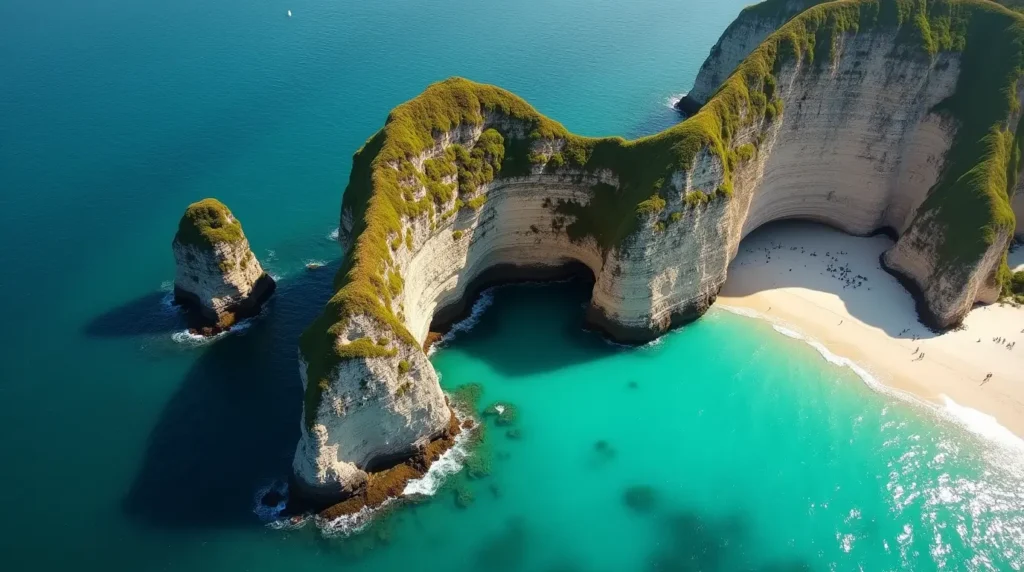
172, 198, 275, 335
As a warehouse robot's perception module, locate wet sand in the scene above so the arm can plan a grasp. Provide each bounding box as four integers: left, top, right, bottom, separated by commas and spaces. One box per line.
718, 222, 1024, 444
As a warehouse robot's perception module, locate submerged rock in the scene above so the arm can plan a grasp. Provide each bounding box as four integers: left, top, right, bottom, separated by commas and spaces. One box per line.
172, 198, 275, 334
454, 485, 475, 509
483, 402, 518, 426
623, 485, 658, 513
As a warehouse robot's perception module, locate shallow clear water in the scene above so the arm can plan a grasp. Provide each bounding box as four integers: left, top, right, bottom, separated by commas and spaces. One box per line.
1, 0, 1022, 570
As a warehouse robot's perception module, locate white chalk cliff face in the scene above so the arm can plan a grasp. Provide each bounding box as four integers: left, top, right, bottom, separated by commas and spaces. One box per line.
680, 0, 814, 111
172, 202, 275, 329
294, 15, 1023, 501
291, 314, 451, 501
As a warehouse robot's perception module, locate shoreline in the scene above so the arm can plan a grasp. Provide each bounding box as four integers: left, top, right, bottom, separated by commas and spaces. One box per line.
717, 222, 1024, 448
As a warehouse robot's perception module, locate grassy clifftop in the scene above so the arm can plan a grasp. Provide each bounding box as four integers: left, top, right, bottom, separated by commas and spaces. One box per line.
301, 0, 1024, 427
174, 198, 245, 248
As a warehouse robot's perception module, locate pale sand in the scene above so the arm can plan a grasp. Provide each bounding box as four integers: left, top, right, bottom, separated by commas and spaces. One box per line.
718, 222, 1024, 443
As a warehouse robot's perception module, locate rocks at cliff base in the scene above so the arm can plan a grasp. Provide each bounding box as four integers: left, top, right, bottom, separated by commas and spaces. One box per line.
673, 94, 702, 116
172, 198, 275, 335
312, 408, 464, 519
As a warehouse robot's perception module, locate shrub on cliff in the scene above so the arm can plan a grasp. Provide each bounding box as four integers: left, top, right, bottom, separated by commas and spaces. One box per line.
175, 198, 244, 248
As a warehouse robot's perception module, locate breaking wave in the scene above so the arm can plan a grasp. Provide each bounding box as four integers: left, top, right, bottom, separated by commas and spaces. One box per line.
403, 422, 474, 496
170, 307, 263, 346
253, 481, 289, 522
328, 227, 339, 241
429, 289, 496, 356
941, 396, 1024, 453
665, 92, 687, 109
318, 501, 394, 538
317, 419, 476, 537
718, 305, 1024, 456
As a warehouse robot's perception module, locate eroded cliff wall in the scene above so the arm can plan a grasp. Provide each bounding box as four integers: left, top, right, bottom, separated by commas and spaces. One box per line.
679, 0, 821, 112
294, 0, 1024, 503
172, 198, 275, 331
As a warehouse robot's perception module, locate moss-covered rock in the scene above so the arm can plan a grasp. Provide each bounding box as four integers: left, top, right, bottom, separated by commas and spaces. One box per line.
171, 198, 274, 334
483, 402, 518, 426
174, 198, 245, 248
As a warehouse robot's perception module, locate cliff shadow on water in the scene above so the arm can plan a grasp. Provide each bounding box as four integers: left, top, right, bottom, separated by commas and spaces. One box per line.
122, 261, 340, 529
429, 269, 627, 378
83, 290, 188, 337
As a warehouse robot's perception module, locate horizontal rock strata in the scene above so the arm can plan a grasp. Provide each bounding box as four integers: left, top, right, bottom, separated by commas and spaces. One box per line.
172, 198, 275, 334
677, 0, 820, 114
293, 0, 1024, 503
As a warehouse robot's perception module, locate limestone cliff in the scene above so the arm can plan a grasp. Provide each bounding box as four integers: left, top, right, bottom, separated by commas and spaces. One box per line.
677, 0, 822, 114
172, 198, 275, 333
293, 0, 1024, 503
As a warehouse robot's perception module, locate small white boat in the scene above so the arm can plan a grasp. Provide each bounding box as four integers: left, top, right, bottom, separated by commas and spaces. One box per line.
287, 10, 292, 17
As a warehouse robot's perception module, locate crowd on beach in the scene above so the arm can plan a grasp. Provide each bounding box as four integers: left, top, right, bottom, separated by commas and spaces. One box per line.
738, 242, 874, 292
734, 235, 1022, 388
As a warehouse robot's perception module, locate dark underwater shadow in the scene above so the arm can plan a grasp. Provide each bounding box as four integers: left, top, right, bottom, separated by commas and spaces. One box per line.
83, 291, 186, 337
122, 261, 339, 529
722, 220, 941, 341
436, 277, 626, 378
459, 508, 816, 572
645, 509, 815, 572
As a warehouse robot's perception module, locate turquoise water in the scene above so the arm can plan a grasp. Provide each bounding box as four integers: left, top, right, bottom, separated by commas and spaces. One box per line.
1, 0, 1022, 569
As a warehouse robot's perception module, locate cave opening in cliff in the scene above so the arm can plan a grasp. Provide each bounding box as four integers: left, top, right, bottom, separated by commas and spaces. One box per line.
427, 260, 597, 337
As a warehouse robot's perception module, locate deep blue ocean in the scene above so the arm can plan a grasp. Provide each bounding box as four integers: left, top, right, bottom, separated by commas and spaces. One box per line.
1, 0, 1022, 570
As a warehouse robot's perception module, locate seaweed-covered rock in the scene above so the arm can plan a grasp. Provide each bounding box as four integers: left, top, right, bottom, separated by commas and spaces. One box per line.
454, 485, 475, 509
484, 402, 518, 426
172, 198, 274, 334
623, 485, 658, 513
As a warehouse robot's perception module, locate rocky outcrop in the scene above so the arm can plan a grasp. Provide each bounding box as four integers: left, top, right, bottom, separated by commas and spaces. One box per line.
293, 0, 1024, 504
290, 314, 452, 504
172, 198, 275, 334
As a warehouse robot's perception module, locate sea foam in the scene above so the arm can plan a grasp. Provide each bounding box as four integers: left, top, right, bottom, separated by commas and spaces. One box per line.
170, 308, 261, 346
428, 288, 496, 356
402, 421, 474, 497
940, 395, 1024, 453
253, 481, 289, 522
316, 418, 476, 537
718, 305, 1024, 455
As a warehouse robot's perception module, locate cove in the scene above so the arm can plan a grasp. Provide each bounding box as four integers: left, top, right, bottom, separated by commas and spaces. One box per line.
2, 0, 1024, 570
298, 277, 1024, 570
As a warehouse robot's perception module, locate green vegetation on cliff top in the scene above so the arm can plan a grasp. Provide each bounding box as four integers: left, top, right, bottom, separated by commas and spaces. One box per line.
174, 198, 245, 248
300, 0, 1024, 427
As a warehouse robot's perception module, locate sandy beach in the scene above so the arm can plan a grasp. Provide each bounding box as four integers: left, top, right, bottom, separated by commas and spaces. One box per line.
718, 222, 1024, 446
